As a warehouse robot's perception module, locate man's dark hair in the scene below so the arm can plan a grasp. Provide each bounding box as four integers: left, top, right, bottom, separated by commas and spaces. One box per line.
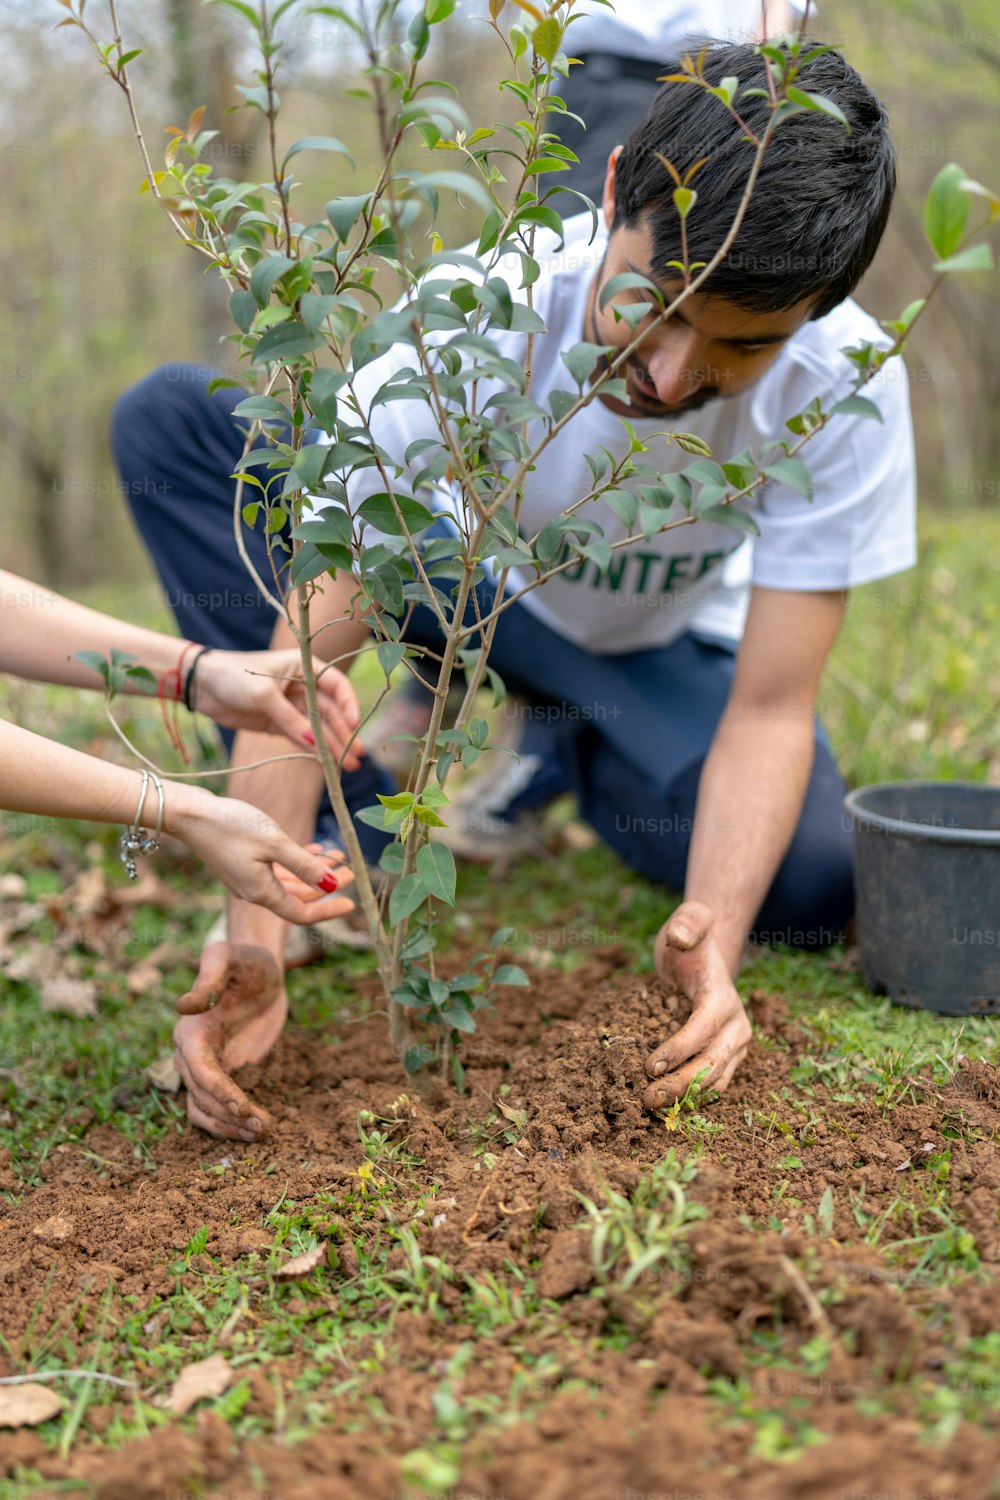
613, 40, 896, 318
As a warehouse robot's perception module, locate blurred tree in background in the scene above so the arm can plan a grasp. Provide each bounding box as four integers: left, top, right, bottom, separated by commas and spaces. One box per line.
1, 0, 996, 592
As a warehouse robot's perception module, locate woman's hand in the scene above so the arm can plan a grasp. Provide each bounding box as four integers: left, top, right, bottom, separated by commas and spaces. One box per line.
167, 784, 357, 926
192, 648, 365, 769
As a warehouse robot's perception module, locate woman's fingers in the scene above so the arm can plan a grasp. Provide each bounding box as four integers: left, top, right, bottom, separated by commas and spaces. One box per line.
312, 656, 361, 730
270, 835, 355, 897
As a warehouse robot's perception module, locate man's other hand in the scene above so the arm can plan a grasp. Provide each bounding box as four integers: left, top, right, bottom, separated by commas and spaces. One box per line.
644, 900, 752, 1111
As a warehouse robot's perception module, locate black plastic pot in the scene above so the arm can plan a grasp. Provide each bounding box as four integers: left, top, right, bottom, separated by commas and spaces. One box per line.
843, 781, 1000, 1016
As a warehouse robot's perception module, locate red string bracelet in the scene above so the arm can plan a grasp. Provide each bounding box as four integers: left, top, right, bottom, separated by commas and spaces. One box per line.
157, 641, 198, 764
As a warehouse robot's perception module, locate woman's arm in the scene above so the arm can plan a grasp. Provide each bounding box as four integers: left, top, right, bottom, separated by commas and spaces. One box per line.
0, 569, 364, 765
0, 569, 199, 689
0, 719, 355, 925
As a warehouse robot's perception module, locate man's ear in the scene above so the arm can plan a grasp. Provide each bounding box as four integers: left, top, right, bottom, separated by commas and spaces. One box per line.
602, 146, 623, 228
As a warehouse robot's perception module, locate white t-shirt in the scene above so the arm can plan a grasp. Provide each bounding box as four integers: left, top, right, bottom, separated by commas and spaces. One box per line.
566, 0, 806, 65
339, 213, 916, 656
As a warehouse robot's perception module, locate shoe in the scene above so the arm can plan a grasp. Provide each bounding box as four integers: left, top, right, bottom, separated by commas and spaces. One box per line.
365, 680, 467, 781
364, 684, 435, 780
201, 908, 375, 970
440, 707, 570, 861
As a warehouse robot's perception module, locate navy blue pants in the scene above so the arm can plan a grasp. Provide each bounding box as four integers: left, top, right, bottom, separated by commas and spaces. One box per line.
111, 364, 855, 947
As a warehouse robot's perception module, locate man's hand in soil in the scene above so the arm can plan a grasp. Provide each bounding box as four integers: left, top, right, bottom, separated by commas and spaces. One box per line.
643, 901, 752, 1110
173, 943, 289, 1141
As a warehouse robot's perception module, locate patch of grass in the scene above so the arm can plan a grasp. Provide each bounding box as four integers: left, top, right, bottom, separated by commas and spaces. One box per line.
572, 1149, 706, 1293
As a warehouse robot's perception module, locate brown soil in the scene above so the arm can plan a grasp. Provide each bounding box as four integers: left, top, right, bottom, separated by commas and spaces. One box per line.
2, 951, 999, 1499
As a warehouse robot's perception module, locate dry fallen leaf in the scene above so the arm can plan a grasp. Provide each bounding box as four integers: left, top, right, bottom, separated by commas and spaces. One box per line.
559, 820, 597, 852
3, 946, 59, 985
64, 866, 113, 919
128, 939, 178, 999
40, 976, 98, 1019
274, 1243, 327, 1282
0, 1382, 63, 1428
144, 1054, 182, 1093
167, 1353, 234, 1415
114, 872, 181, 910
128, 963, 161, 998
33, 1215, 74, 1243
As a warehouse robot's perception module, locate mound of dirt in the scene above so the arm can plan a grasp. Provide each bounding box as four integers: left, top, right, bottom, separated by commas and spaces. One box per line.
3, 954, 999, 1498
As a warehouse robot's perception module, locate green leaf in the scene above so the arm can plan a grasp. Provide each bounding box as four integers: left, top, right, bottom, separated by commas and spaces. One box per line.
123, 664, 157, 693
492, 963, 530, 987
511, 202, 565, 239
604, 489, 638, 529
389, 873, 430, 926
232, 395, 292, 425
785, 86, 850, 131
292, 507, 352, 547
283, 135, 354, 170
532, 15, 561, 62
404, 1044, 438, 1074
407, 8, 430, 57
933, 243, 994, 275
698, 503, 760, 537
249, 253, 294, 308
672, 186, 697, 220
673, 432, 713, 457
598, 272, 663, 311
357, 493, 437, 536
415, 842, 457, 906
763, 457, 813, 500
299, 293, 338, 332
210, 0, 260, 26
493, 544, 534, 570
427, 0, 456, 20
356, 804, 390, 831
684, 460, 728, 490
406, 169, 492, 213
326, 193, 371, 243
708, 74, 738, 105
580, 538, 612, 572
548, 388, 577, 423
829, 395, 883, 423
71, 649, 111, 687
292, 443, 331, 491
376, 641, 407, 677
924, 163, 969, 261
229, 289, 257, 332
693, 485, 729, 516
561, 342, 609, 387
289, 544, 331, 587
309, 367, 349, 431
251, 320, 326, 364
442, 1002, 477, 1035
818, 1185, 835, 1236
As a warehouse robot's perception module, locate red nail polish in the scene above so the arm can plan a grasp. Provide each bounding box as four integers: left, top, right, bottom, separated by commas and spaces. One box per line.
303, 730, 316, 746
318, 871, 339, 892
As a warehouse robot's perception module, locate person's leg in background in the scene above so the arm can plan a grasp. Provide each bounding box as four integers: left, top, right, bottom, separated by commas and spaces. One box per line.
418, 588, 854, 947
110, 363, 394, 863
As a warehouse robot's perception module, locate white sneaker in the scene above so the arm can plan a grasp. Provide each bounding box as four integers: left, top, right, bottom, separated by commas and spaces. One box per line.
202, 907, 374, 970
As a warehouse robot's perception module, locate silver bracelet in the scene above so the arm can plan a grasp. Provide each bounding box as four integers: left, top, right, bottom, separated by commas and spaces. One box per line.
120, 770, 165, 880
